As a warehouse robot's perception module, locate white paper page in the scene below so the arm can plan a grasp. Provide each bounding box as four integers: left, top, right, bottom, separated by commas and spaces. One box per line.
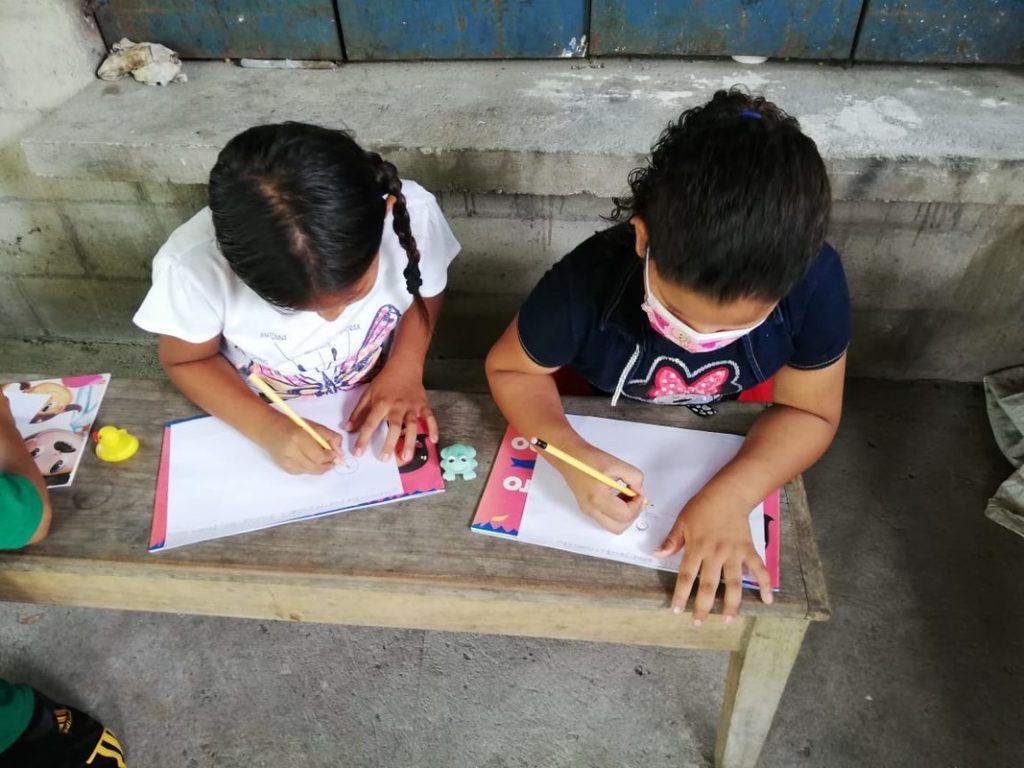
518, 415, 765, 573
161, 388, 404, 550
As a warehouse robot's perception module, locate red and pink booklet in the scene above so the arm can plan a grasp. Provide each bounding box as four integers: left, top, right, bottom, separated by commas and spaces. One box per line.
471, 416, 781, 591
149, 389, 444, 551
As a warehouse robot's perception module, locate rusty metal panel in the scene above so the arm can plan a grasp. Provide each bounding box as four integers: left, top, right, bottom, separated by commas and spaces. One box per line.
856, 0, 1023, 64
92, 0, 343, 60
590, 0, 864, 59
337, 0, 589, 60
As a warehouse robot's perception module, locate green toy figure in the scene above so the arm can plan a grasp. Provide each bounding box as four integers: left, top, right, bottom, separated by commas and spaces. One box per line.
440, 444, 477, 481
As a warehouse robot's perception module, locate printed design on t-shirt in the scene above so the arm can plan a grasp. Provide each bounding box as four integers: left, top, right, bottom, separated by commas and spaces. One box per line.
244, 304, 402, 398
625, 356, 741, 405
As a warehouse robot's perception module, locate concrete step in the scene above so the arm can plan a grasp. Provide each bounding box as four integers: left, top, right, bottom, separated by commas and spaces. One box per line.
19, 60, 1024, 205
7, 60, 1024, 382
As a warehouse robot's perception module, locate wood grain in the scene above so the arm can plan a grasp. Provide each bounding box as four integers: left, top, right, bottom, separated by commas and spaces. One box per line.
0, 377, 830, 630
715, 617, 811, 768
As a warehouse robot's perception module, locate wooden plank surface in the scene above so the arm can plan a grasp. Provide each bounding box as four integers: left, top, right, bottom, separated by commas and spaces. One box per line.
714, 617, 811, 768
0, 566, 752, 651
0, 377, 829, 625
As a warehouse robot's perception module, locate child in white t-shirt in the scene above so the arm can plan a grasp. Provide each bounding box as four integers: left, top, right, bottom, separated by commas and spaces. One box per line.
134, 122, 461, 475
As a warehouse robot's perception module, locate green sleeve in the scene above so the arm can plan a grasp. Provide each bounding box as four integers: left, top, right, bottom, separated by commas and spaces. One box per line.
0, 474, 44, 550
0, 679, 35, 753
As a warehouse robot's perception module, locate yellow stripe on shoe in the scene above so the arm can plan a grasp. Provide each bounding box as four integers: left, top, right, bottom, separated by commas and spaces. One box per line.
86, 728, 126, 768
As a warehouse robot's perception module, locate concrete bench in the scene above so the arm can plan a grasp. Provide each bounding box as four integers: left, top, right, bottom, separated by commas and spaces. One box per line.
5, 60, 1023, 383
0, 377, 828, 768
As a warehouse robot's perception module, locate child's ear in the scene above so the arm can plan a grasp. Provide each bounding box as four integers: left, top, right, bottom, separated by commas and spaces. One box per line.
629, 216, 649, 259
385, 194, 396, 214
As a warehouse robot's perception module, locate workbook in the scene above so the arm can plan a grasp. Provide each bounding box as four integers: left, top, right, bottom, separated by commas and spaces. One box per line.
471, 415, 781, 590
149, 388, 445, 551
1, 374, 111, 488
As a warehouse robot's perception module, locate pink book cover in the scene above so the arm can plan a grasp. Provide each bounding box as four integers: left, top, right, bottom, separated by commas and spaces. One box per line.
149, 417, 444, 551
472, 425, 782, 591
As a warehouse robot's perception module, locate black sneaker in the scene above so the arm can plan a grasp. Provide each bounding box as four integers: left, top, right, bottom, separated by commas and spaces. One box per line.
0, 689, 126, 768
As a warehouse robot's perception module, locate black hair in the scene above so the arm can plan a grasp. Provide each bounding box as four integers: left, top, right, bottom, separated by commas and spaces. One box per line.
612, 88, 831, 302
208, 122, 426, 318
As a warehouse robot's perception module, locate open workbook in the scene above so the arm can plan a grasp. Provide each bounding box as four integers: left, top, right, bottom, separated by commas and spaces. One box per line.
149, 387, 445, 551
471, 414, 780, 590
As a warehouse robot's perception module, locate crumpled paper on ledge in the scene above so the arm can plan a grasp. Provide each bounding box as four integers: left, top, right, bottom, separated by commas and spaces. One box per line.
97, 38, 187, 86
983, 365, 1024, 539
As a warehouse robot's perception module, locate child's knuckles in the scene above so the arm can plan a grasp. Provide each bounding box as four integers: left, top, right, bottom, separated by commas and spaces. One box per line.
698, 579, 718, 595
677, 570, 697, 586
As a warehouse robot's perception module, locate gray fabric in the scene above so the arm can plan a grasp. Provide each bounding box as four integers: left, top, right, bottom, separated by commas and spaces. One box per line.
983, 365, 1024, 538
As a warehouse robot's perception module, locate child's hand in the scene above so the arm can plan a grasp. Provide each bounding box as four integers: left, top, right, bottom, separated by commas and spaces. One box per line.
655, 490, 773, 624
260, 415, 344, 475
556, 444, 646, 533
346, 368, 438, 462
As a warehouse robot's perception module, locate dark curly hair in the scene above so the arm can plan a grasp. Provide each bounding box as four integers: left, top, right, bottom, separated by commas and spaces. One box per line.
612, 88, 831, 302
209, 122, 426, 318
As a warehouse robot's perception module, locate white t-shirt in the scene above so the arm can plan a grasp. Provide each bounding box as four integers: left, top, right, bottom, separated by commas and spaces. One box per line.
134, 180, 460, 398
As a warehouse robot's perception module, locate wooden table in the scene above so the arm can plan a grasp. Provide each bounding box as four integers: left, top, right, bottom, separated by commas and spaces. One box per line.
0, 378, 829, 768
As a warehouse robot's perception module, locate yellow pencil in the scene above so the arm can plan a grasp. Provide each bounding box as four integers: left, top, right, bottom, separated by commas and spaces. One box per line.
532, 438, 651, 506
247, 372, 334, 452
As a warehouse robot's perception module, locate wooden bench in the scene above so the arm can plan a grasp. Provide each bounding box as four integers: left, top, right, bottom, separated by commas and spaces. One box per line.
0, 378, 829, 768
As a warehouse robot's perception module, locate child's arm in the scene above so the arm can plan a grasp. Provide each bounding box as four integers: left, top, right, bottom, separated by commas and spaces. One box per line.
657, 356, 846, 623
486, 320, 646, 531
0, 392, 52, 545
158, 335, 344, 474
346, 294, 445, 462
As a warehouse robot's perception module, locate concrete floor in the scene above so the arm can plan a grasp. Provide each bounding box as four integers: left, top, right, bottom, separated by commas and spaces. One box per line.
1, 379, 1022, 767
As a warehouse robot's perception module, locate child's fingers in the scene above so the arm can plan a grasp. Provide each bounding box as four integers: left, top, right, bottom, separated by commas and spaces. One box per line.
624, 492, 646, 516
298, 435, 337, 472
671, 553, 700, 614
312, 424, 345, 457
654, 515, 686, 558
379, 420, 403, 461
587, 506, 632, 535
692, 559, 724, 624
589, 487, 641, 526
604, 498, 642, 525
613, 464, 644, 496
353, 404, 389, 456
721, 561, 745, 624
344, 394, 371, 433
400, 412, 419, 461
747, 550, 774, 605
422, 407, 439, 444
293, 451, 333, 475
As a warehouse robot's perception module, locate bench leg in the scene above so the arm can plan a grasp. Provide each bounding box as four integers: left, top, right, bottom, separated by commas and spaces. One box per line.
714, 617, 810, 768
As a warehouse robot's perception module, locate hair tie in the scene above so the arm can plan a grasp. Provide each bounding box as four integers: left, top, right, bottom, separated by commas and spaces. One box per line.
739, 110, 762, 120
403, 264, 422, 293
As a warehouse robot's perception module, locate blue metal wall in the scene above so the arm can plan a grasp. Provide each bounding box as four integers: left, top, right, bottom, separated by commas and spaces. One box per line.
855, 0, 1024, 64
92, 0, 1024, 64
336, 0, 589, 60
93, 0, 343, 60
590, 0, 864, 59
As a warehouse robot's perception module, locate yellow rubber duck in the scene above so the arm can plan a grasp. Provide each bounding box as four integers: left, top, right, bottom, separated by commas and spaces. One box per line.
93, 425, 139, 463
